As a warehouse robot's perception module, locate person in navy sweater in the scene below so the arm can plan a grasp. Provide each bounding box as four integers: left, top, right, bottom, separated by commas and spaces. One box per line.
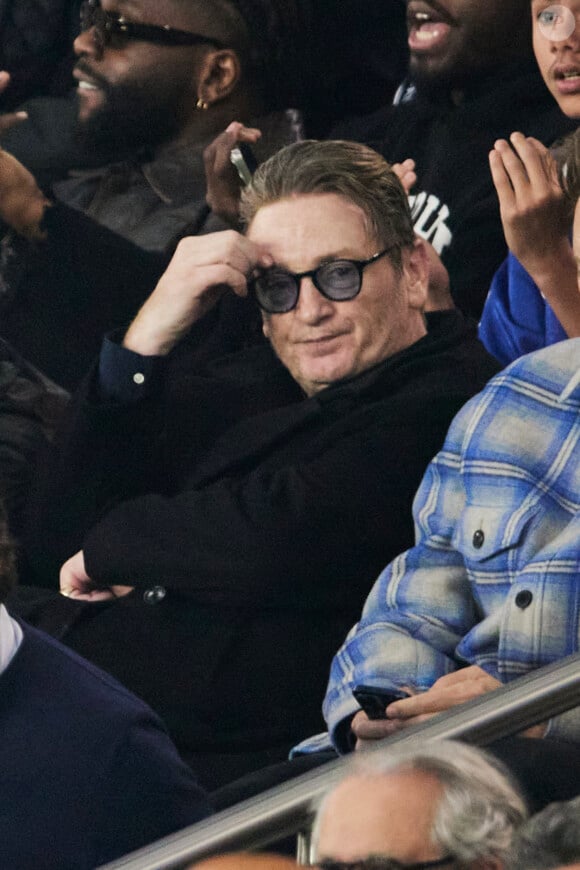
0, 499, 211, 869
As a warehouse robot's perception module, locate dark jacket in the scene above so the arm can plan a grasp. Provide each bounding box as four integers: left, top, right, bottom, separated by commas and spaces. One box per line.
0, 618, 211, 869
0, 338, 68, 537
22, 311, 499, 783
0, 0, 81, 109
335, 60, 576, 319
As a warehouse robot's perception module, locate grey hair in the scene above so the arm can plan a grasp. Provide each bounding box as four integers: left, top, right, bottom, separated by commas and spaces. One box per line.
506, 795, 580, 870
311, 741, 528, 864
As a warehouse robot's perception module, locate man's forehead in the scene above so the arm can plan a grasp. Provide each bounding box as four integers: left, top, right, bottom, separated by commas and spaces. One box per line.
102, 0, 178, 20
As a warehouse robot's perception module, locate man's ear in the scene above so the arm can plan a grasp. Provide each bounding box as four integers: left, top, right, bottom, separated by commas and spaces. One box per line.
197, 49, 242, 106
401, 236, 429, 311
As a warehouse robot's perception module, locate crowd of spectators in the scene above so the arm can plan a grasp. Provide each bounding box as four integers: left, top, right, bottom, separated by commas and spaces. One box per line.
0, 0, 579, 866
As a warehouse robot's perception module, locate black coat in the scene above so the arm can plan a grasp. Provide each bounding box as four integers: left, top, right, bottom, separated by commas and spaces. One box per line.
21, 311, 499, 786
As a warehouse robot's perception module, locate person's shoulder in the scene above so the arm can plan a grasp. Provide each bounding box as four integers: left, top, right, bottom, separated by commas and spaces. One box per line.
497, 339, 580, 398
17, 620, 160, 723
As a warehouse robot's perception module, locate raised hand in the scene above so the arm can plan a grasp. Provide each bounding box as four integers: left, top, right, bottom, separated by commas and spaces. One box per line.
204, 121, 262, 226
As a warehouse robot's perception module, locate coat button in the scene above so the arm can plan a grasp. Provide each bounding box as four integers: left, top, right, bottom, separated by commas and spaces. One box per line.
472, 529, 485, 549
515, 590, 533, 609
143, 585, 166, 605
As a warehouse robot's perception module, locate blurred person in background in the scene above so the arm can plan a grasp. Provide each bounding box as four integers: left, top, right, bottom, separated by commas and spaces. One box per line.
313, 741, 527, 870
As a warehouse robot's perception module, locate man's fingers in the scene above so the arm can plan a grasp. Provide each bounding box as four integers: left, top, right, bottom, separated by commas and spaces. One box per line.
509, 132, 559, 191
492, 138, 531, 198
0, 70, 11, 95
387, 673, 500, 719
431, 665, 493, 687
489, 148, 517, 210
225, 121, 262, 142
351, 710, 394, 740
0, 111, 28, 135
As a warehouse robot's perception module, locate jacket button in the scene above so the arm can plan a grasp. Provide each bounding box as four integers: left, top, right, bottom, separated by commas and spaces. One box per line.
515, 590, 533, 609
143, 585, 166, 605
472, 529, 485, 549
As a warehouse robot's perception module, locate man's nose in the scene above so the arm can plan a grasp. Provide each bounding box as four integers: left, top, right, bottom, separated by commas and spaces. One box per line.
74, 27, 102, 59
294, 278, 335, 322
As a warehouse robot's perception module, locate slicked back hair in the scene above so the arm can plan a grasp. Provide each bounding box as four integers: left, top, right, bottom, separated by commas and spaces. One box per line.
240, 140, 416, 272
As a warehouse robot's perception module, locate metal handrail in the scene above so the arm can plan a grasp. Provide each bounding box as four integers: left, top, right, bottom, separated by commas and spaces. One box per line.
100, 652, 580, 870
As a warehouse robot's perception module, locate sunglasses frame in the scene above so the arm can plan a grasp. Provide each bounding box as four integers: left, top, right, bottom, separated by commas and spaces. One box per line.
251, 246, 395, 314
80, 0, 226, 52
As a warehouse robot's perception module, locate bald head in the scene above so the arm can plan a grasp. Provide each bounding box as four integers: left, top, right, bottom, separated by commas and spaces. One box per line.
315, 769, 444, 864
188, 853, 297, 870
312, 742, 527, 868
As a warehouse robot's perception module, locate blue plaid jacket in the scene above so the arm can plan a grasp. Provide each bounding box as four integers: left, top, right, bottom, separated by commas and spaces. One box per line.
321, 340, 580, 752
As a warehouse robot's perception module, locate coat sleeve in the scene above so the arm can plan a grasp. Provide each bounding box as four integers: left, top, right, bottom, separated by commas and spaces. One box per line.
26, 367, 464, 608
322, 398, 483, 751
94, 710, 212, 865
80, 394, 458, 609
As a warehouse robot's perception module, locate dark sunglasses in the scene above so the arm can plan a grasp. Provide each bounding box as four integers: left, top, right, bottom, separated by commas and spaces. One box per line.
317, 855, 455, 870
250, 247, 395, 315
79, 0, 226, 53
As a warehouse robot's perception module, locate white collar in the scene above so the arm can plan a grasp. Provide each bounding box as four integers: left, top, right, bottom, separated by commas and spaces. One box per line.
0, 604, 23, 675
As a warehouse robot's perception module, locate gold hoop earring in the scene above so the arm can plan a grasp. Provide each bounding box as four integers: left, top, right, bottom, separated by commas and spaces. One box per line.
196, 98, 209, 110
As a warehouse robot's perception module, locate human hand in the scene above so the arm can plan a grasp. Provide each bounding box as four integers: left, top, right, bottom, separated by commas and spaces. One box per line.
489, 132, 571, 275
0, 71, 29, 136
60, 549, 134, 602
422, 238, 454, 311
392, 158, 417, 194
123, 230, 272, 356
0, 146, 49, 239
204, 121, 262, 226
352, 667, 501, 750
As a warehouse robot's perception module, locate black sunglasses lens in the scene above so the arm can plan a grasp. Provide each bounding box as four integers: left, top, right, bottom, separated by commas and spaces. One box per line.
80, 1, 94, 29
254, 270, 297, 313
318, 260, 361, 299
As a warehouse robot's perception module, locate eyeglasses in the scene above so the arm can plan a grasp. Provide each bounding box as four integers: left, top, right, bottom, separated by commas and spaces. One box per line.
250, 247, 394, 315
318, 855, 455, 870
79, 0, 226, 54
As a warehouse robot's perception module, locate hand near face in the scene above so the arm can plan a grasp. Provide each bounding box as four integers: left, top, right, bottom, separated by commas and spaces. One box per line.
0, 75, 49, 241
60, 549, 134, 602
489, 132, 571, 275
123, 230, 272, 356
204, 121, 262, 226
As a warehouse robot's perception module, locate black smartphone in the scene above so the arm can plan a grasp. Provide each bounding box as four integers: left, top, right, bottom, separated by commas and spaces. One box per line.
352, 684, 410, 720
230, 143, 259, 187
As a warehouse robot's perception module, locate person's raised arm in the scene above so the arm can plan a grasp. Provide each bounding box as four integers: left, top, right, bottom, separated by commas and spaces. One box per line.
122, 230, 270, 357
489, 131, 580, 338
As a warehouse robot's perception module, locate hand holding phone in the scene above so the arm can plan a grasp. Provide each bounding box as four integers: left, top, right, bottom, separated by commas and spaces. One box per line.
230, 143, 259, 187
353, 684, 410, 720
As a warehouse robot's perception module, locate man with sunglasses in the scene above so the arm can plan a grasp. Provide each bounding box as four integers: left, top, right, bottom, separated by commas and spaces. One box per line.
20, 140, 498, 789
46, 0, 310, 251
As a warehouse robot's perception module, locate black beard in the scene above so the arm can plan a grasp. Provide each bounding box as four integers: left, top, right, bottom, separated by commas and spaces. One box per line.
74, 73, 184, 154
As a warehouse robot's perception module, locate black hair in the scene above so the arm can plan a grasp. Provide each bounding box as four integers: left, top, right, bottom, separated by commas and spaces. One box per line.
221, 0, 318, 111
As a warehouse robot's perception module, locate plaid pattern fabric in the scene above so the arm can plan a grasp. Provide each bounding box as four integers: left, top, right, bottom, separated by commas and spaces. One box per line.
322, 339, 580, 750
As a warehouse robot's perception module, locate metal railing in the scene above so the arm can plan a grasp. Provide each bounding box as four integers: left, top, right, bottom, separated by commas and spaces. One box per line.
100, 652, 580, 870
